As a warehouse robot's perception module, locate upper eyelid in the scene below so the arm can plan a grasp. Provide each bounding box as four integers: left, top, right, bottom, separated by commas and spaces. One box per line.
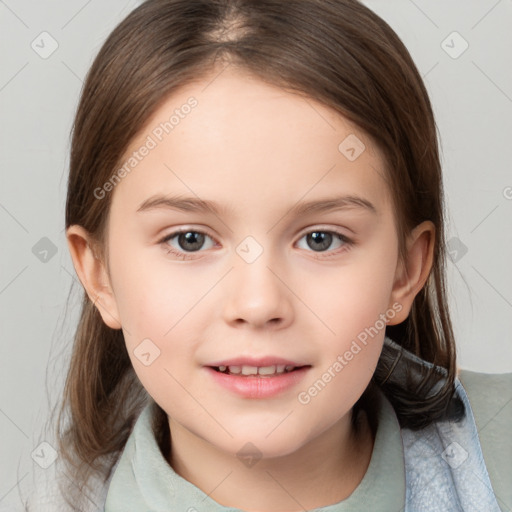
160, 227, 218, 243
297, 224, 352, 236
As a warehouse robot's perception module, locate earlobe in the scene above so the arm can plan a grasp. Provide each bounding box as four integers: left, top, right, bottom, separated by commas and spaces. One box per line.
66, 225, 122, 330
387, 221, 435, 325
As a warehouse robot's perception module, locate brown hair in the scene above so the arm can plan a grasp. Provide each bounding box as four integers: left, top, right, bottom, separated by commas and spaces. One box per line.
39, 0, 462, 508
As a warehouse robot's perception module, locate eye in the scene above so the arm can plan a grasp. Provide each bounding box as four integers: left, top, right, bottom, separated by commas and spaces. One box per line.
296, 229, 353, 257
159, 227, 354, 261
160, 229, 217, 260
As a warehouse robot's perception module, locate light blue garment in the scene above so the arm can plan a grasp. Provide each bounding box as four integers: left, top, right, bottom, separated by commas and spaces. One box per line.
401, 378, 501, 511
103, 336, 506, 511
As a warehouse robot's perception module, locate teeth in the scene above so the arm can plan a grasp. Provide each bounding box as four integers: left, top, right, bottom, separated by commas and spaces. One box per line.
258, 365, 276, 375
241, 365, 258, 375
217, 364, 298, 376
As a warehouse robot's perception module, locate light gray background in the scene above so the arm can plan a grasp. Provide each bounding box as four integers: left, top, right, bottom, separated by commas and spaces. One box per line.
1, 0, 511, 508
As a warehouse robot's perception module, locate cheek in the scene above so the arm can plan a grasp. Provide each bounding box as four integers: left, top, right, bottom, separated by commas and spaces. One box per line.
111, 266, 198, 410
297, 279, 391, 427
311, 255, 397, 341
109, 240, 191, 335
107, 241, 209, 375
301, 241, 398, 398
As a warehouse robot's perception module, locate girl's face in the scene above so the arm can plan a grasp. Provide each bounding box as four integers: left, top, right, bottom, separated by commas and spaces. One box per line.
90, 67, 415, 459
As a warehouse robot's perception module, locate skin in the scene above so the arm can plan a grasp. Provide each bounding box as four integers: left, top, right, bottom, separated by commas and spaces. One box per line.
67, 65, 434, 511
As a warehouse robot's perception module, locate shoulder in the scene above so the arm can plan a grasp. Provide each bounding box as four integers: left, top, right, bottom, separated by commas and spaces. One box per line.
457, 368, 512, 511
458, 367, 512, 392
457, 368, 512, 427
457, 367, 512, 437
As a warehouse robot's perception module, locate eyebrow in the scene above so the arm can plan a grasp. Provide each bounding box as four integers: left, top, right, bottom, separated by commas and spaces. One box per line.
136, 194, 377, 217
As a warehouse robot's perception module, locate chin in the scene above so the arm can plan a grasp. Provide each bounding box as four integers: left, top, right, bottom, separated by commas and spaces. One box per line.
217, 430, 308, 461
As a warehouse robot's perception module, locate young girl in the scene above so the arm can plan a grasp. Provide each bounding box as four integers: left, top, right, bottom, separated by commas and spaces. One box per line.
24, 0, 511, 510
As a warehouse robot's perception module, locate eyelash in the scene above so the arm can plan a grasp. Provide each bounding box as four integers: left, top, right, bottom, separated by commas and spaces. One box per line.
159, 227, 354, 261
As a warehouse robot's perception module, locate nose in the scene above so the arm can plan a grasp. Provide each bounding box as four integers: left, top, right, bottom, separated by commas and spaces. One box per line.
222, 249, 294, 330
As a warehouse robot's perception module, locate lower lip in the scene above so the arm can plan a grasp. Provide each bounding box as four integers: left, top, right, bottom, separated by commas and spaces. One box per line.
205, 366, 310, 399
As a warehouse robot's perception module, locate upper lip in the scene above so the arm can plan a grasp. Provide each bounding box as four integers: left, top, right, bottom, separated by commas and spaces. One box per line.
206, 356, 309, 368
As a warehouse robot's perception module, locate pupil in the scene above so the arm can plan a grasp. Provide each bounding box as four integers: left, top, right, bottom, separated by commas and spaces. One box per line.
179, 232, 204, 251
308, 232, 332, 251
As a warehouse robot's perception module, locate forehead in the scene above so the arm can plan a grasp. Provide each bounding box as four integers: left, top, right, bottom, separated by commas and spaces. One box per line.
110, 66, 391, 217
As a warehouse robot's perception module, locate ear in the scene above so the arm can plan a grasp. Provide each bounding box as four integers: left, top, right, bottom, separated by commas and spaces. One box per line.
66, 225, 122, 329
387, 220, 435, 325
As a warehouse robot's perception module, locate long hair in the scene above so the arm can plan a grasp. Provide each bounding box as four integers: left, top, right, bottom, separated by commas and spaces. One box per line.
33, 0, 460, 508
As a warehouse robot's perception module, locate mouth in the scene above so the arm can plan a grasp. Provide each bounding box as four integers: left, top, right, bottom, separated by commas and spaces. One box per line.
210, 364, 310, 377
205, 363, 311, 398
